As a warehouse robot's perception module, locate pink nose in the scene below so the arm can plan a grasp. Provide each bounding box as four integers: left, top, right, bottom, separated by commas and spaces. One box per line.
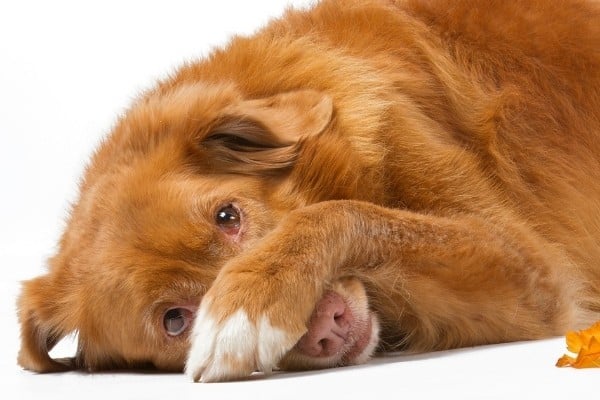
294, 291, 353, 357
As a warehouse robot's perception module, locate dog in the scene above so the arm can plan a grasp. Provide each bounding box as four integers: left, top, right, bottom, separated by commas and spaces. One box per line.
17, 0, 600, 382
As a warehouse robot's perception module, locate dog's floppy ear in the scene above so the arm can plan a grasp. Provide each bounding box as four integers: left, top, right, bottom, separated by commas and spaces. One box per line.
200, 89, 333, 174
17, 274, 77, 372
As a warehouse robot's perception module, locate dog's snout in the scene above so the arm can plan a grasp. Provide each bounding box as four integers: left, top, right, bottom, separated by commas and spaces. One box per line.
294, 291, 353, 358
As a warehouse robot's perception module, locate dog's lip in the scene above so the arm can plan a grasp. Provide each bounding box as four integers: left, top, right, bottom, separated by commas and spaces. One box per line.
341, 312, 375, 364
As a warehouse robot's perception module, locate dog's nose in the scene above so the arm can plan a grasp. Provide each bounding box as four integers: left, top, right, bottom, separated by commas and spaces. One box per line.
294, 291, 353, 358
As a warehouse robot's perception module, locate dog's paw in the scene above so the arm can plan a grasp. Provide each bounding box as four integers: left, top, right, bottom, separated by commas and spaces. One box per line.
185, 295, 304, 382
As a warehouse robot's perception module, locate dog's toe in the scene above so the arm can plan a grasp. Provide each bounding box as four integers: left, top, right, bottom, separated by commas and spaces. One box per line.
186, 300, 255, 382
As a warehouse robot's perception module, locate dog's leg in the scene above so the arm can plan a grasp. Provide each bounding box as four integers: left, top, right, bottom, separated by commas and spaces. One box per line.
186, 200, 574, 382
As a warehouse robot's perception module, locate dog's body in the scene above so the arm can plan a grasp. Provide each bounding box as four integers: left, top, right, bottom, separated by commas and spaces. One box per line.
18, 0, 600, 382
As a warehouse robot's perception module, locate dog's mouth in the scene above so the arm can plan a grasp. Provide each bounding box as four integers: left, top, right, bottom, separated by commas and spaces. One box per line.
279, 279, 380, 371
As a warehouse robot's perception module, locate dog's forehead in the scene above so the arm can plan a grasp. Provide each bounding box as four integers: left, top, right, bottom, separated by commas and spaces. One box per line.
75, 162, 265, 261
83, 172, 204, 240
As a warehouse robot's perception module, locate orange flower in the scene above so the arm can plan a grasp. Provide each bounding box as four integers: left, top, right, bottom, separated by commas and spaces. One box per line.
556, 321, 600, 368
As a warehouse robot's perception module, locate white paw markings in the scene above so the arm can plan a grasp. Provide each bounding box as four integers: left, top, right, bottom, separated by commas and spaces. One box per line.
185, 298, 299, 382
256, 316, 295, 374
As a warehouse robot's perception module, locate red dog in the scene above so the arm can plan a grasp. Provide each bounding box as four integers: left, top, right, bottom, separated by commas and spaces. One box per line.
18, 0, 600, 382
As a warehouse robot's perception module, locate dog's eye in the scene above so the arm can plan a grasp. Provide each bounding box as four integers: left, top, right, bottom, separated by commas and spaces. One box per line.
163, 307, 192, 337
216, 205, 241, 235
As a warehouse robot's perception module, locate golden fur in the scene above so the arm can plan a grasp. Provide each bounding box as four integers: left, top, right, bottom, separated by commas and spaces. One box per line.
18, 0, 600, 380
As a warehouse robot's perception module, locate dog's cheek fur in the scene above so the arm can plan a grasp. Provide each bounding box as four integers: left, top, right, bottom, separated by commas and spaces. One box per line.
71, 257, 214, 371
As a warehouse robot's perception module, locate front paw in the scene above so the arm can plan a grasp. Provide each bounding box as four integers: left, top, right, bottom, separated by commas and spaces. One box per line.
185, 294, 305, 382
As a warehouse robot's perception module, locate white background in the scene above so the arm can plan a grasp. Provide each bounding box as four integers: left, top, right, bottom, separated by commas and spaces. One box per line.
0, 1, 596, 398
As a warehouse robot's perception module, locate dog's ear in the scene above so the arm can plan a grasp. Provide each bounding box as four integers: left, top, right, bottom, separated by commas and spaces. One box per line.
200, 90, 333, 174
17, 274, 77, 372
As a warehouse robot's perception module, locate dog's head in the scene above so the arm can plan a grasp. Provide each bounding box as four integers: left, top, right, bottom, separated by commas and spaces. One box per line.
17, 83, 334, 371
17, 82, 379, 373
